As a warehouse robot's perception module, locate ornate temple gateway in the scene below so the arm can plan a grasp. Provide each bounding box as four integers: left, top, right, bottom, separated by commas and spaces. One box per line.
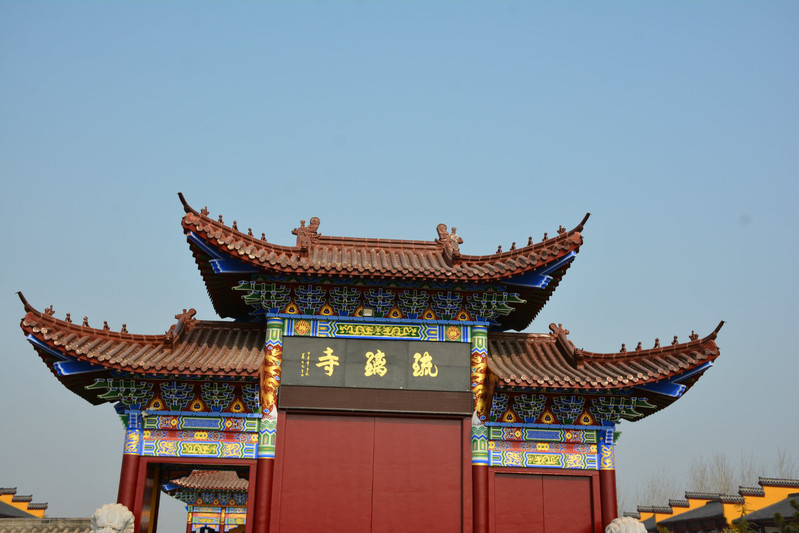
18, 194, 723, 533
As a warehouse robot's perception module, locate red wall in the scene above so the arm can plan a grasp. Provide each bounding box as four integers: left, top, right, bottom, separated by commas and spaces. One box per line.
488, 468, 602, 533
270, 413, 468, 532
269, 414, 604, 533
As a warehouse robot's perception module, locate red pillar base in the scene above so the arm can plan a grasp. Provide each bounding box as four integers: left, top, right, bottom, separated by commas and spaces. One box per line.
252, 458, 274, 533
118, 453, 141, 512
472, 464, 488, 533
599, 469, 618, 528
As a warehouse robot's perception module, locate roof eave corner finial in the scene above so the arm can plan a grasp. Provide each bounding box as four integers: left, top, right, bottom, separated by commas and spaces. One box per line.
177, 192, 197, 215
704, 320, 725, 341
17, 291, 34, 313
574, 212, 591, 233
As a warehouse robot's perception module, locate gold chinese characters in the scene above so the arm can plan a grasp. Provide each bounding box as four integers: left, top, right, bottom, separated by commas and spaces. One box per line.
364, 350, 388, 377
315, 347, 340, 376
298, 347, 441, 379
412, 351, 438, 377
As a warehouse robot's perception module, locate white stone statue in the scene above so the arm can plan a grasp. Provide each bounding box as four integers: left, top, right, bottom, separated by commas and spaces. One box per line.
605, 516, 647, 533
91, 503, 135, 533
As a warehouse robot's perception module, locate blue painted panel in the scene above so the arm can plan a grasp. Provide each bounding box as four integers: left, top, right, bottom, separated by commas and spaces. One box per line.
209, 258, 259, 274
54, 360, 104, 376
503, 252, 577, 288
633, 361, 714, 398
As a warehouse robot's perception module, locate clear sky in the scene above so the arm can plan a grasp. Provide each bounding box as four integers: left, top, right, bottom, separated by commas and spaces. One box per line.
1, 1, 797, 530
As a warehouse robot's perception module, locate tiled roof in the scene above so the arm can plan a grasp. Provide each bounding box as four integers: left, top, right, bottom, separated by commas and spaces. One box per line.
170, 470, 248, 492
738, 486, 765, 497
738, 493, 799, 523
179, 193, 586, 328
20, 293, 722, 404
0, 502, 35, 519
684, 491, 722, 500
659, 501, 725, 524
0, 488, 47, 518
718, 494, 745, 504
487, 322, 722, 392
759, 477, 799, 488
669, 499, 690, 508
179, 193, 587, 283
19, 294, 264, 403
638, 505, 672, 514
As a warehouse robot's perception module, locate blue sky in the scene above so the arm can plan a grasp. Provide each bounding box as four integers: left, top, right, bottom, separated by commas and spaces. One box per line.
1, 1, 797, 529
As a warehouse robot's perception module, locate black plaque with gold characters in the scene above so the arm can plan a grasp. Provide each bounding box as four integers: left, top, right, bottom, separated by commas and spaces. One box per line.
281, 337, 471, 392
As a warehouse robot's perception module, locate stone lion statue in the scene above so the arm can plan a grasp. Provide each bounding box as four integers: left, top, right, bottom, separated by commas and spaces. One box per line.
91, 503, 135, 533
605, 516, 646, 533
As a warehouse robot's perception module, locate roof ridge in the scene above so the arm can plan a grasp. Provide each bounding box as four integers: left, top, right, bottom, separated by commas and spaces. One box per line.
180, 193, 587, 264
19, 292, 164, 342
759, 477, 799, 487
572, 321, 724, 361
637, 505, 673, 513
684, 491, 722, 499
719, 494, 745, 503
20, 293, 261, 342
457, 215, 586, 263
738, 485, 765, 496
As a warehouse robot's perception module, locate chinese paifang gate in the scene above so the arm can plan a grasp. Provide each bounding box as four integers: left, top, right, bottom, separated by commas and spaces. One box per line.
18, 193, 723, 533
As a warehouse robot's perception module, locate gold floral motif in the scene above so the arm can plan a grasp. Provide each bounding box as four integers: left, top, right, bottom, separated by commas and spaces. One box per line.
337, 323, 420, 338
445, 325, 462, 341
294, 320, 311, 336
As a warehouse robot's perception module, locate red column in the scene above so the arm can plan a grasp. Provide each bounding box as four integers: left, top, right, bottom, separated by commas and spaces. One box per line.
599, 433, 618, 528
118, 453, 141, 511
472, 464, 488, 533
252, 458, 274, 533
599, 468, 618, 527
118, 420, 143, 513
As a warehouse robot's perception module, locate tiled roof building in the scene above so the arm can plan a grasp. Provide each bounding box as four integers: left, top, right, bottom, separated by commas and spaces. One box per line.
18, 194, 723, 533
632, 477, 799, 532
0, 488, 47, 519
162, 470, 249, 533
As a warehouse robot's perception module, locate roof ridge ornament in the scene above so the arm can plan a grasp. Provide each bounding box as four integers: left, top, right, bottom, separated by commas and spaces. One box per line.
292, 217, 321, 250
177, 192, 197, 214
704, 320, 725, 341
549, 322, 583, 369
435, 224, 462, 265
166, 308, 197, 346
574, 212, 591, 233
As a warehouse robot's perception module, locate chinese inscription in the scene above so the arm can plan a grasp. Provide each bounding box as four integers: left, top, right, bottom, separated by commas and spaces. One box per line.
412, 351, 438, 377
315, 347, 340, 376
365, 350, 388, 377
281, 338, 470, 392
